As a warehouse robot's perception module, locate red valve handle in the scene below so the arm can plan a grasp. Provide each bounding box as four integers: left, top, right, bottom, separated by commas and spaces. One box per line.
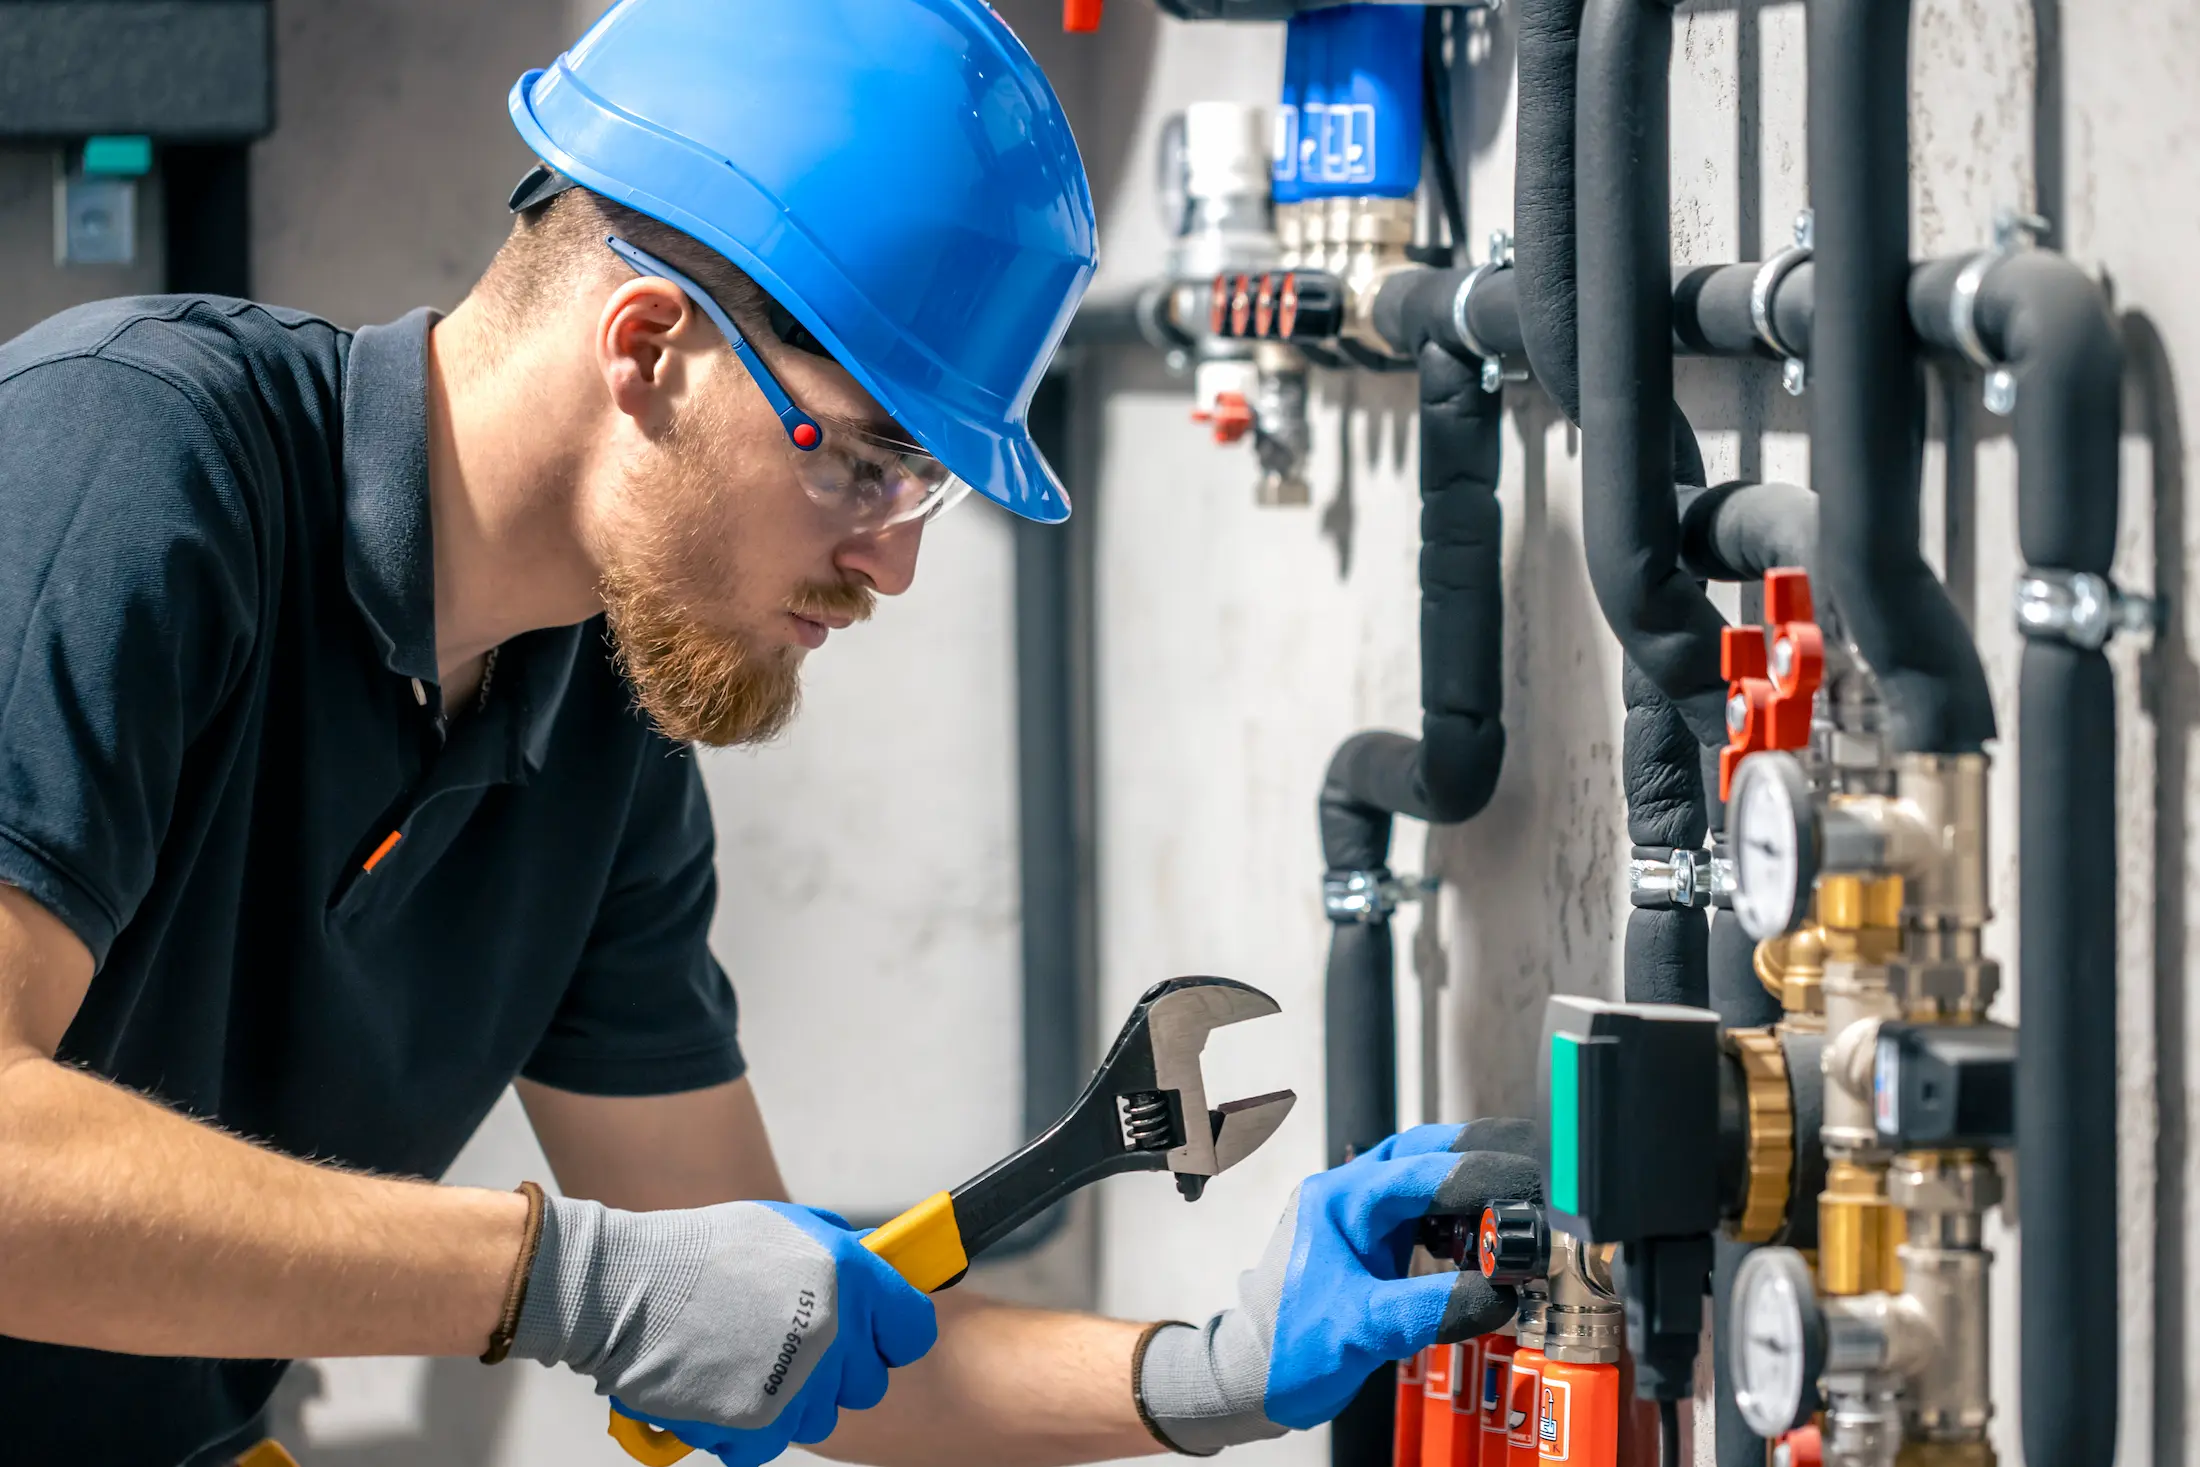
1719, 567, 1824, 800
1065, 0, 1103, 31
1210, 391, 1255, 445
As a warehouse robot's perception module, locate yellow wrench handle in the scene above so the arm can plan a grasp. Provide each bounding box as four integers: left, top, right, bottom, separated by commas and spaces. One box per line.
608, 1192, 970, 1463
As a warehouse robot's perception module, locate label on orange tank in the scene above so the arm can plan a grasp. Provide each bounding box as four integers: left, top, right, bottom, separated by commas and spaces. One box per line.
1539, 1376, 1570, 1460
1506, 1350, 1545, 1465
1420, 1339, 1482, 1467
1479, 1338, 1517, 1450
1396, 1349, 1429, 1467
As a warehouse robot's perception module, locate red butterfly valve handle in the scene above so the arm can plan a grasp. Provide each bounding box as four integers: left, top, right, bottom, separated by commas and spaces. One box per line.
1718, 568, 1824, 800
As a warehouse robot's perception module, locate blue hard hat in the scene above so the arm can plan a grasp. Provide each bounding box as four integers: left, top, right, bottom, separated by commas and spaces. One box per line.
511, 0, 1097, 523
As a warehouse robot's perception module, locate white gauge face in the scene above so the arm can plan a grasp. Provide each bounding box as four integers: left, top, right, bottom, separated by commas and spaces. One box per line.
1730, 753, 1808, 939
1732, 1249, 1816, 1437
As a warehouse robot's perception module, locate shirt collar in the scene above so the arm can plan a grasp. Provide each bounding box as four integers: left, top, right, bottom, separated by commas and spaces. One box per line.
341, 308, 440, 685
341, 308, 586, 775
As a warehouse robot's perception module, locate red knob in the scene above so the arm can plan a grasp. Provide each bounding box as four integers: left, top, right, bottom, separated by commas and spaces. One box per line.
1719, 567, 1825, 800
1210, 390, 1255, 445
1776, 1425, 1825, 1467
1064, 0, 1103, 31
1253, 274, 1279, 339
1229, 274, 1254, 338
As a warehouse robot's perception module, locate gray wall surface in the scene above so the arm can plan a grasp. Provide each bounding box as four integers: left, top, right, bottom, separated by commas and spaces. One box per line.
0, 1, 2191, 1465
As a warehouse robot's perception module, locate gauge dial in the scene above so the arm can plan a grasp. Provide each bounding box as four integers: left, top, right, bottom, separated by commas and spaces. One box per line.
1730, 1246, 1824, 1437
1728, 751, 1817, 940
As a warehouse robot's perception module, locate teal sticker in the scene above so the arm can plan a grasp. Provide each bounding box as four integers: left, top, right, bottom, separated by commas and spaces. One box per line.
1549, 1032, 1580, 1214
82, 136, 152, 178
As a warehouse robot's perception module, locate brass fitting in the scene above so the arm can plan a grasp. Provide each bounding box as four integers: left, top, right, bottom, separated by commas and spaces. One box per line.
1542, 1232, 1624, 1364
1756, 923, 1828, 1024
1817, 874, 1905, 950
1894, 1444, 1996, 1467
1724, 1027, 1794, 1243
1886, 926, 2001, 1024
1275, 201, 1306, 269
1515, 1286, 1550, 1352
1819, 1158, 1904, 1296
1822, 756, 1992, 932
1889, 1151, 1999, 1445
1334, 196, 1417, 357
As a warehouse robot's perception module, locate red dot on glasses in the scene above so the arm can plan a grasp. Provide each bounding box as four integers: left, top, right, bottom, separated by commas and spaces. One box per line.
791, 422, 820, 449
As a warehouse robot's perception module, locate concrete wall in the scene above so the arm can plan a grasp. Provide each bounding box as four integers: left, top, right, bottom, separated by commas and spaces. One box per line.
0, 0, 2191, 1464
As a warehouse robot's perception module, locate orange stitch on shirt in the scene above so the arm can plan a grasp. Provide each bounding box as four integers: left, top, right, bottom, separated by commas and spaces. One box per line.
363, 830, 403, 873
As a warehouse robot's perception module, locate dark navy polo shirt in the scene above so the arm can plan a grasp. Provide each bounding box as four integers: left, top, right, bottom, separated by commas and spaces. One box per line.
0, 297, 744, 1466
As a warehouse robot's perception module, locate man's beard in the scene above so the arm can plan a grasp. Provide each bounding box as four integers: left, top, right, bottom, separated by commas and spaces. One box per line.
600, 413, 875, 747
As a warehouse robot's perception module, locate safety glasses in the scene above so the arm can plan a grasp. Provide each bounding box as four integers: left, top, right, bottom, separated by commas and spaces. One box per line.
605, 235, 972, 531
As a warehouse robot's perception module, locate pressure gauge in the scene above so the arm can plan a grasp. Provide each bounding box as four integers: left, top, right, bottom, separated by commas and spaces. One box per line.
1728, 751, 1818, 939
1730, 1246, 1825, 1438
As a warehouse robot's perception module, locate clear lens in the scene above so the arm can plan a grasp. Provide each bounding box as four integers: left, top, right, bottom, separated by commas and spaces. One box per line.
793, 415, 973, 529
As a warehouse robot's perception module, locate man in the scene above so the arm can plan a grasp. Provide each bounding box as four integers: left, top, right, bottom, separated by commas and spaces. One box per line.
0, 2, 1535, 1463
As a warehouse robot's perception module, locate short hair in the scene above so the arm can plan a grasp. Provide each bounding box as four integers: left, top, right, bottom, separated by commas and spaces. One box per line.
466, 186, 777, 352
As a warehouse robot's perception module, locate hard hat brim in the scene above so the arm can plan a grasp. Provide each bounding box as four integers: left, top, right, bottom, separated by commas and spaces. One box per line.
511, 69, 1075, 526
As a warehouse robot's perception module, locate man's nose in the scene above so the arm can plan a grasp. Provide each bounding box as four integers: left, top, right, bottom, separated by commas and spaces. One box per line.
836, 517, 925, 597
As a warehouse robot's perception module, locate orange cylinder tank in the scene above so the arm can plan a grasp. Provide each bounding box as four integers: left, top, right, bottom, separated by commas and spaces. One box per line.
1535, 1358, 1619, 1466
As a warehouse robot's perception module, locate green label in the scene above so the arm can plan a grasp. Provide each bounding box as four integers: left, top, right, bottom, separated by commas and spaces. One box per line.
83, 136, 152, 177
1549, 1032, 1580, 1214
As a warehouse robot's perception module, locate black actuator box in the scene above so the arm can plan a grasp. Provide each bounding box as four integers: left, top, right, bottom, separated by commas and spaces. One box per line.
1539, 997, 1723, 1244
1872, 1021, 2016, 1150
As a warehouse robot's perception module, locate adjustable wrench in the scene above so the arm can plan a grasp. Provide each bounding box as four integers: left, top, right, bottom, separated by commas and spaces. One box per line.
612, 975, 1296, 1464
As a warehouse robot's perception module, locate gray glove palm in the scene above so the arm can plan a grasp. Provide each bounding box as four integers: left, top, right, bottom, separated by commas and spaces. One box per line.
1139, 1119, 1538, 1455
513, 1195, 937, 1459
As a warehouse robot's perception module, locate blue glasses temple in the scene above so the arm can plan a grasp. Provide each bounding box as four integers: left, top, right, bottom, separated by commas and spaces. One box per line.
603, 234, 822, 452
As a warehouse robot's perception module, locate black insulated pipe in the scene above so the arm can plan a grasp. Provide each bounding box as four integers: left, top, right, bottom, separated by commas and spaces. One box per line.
1320, 337, 1505, 1467
1374, 264, 1527, 363
1514, 0, 1584, 421
1672, 262, 1815, 361
1808, 0, 1996, 755
1676, 480, 1819, 585
1622, 660, 1707, 1010
1575, 0, 1730, 750
1908, 248, 2122, 1467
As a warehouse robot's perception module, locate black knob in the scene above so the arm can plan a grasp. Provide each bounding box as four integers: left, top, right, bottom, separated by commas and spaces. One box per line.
1417, 1212, 1476, 1264
1275, 271, 1345, 341
1477, 1201, 1548, 1284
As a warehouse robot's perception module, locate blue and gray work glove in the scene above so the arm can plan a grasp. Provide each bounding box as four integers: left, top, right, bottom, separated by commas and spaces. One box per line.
1138, 1118, 1539, 1455
513, 1195, 938, 1467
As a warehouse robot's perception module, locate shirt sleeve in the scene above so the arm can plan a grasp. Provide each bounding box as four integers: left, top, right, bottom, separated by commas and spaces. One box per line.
0, 357, 258, 964
520, 736, 745, 1096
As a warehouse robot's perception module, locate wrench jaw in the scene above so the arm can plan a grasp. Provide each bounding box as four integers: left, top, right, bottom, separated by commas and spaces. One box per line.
1209, 1090, 1298, 1175
1144, 977, 1286, 1182
945, 977, 1297, 1254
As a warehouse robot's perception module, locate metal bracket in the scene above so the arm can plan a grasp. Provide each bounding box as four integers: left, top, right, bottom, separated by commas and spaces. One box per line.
1630, 847, 1722, 909
1323, 869, 1439, 924
1752, 209, 1813, 396
1453, 229, 1516, 394
1950, 207, 2051, 416
2015, 569, 2160, 650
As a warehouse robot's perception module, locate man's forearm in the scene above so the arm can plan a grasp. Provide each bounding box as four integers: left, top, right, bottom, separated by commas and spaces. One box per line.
817, 1291, 1166, 1467
0, 1051, 528, 1359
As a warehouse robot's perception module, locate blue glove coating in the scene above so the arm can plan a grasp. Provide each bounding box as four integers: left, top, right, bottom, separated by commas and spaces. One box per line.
1138, 1119, 1539, 1453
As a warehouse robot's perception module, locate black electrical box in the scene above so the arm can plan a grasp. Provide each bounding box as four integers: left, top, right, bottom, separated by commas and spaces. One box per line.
1872, 1021, 2016, 1149
1539, 997, 1723, 1243
0, 2, 271, 140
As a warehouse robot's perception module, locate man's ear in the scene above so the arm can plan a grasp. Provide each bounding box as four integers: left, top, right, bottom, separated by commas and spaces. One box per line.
597, 277, 694, 428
